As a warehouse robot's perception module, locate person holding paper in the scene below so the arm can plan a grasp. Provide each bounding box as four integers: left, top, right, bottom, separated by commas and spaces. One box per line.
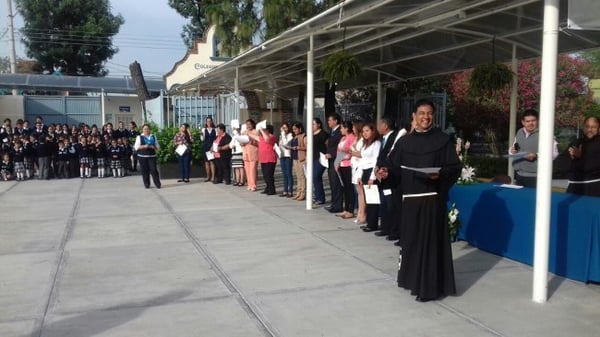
200, 117, 217, 182
509, 109, 558, 188
357, 122, 381, 232
312, 118, 329, 205
567, 116, 600, 196
350, 121, 366, 224
290, 122, 307, 201
325, 113, 343, 213
249, 124, 277, 195
278, 123, 294, 197
229, 127, 245, 186
379, 99, 460, 302
212, 124, 232, 184
173, 123, 193, 183
241, 119, 259, 191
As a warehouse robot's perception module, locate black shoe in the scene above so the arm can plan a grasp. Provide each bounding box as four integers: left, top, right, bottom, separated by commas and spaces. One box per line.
328, 208, 343, 213
386, 235, 399, 241
177, 179, 184, 182
362, 227, 378, 232
260, 190, 267, 194
394, 240, 401, 246
415, 296, 433, 302
213, 181, 222, 184
374, 231, 389, 237
225, 181, 231, 185
184, 179, 190, 183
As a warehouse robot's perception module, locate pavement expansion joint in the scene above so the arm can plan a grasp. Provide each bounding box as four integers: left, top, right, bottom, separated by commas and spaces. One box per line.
153, 189, 278, 337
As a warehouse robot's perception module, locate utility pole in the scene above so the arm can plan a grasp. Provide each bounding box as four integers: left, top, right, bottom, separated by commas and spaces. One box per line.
6, 0, 18, 95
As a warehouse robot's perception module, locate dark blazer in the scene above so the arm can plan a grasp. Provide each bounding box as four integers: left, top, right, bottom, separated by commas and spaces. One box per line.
377, 130, 399, 167
326, 125, 342, 159
217, 134, 233, 160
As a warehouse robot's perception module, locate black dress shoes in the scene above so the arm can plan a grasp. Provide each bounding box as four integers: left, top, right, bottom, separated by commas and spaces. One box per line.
386, 235, 399, 241
415, 296, 434, 302
374, 231, 388, 237
362, 227, 378, 232
394, 240, 401, 246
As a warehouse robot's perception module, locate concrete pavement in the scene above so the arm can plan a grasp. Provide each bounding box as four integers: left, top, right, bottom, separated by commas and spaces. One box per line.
1, 175, 599, 337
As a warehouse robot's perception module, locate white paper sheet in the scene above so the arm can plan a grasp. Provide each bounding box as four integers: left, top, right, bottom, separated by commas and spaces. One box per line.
498, 184, 524, 189
507, 151, 529, 159
235, 135, 250, 144
364, 184, 380, 204
319, 152, 329, 168
175, 144, 187, 156
205, 151, 215, 161
400, 165, 441, 174
212, 142, 218, 152
274, 144, 281, 158
231, 119, 240, 129
256, 120, 267, 130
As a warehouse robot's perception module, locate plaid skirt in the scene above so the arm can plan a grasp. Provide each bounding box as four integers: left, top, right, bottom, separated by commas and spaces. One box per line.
79, 156, 90, 165
24, 158, 34, 170
14, 161, 25, 173
232, 153, 244, 168
96, 157, 106, 167
110, 159, 122, 169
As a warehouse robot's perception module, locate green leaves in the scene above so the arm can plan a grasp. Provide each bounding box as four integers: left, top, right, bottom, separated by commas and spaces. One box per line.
468, 63, 513, 97
152, 125, 204, 164
320, 50, 361, 89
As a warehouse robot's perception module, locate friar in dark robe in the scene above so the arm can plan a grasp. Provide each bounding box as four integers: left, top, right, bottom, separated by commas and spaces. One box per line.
378, 99, 461, 302
567, 116, 600, 197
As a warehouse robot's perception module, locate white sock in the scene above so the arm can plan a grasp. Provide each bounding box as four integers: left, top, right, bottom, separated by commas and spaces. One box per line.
118, 168, 123, 177
112, 169, 117, 177
80, 167, 84, 177
85, 167, 91, 177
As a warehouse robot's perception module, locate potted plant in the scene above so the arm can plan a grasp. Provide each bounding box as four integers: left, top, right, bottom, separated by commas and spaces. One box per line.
320, 49, 361, 88
468, 62, 513, 97
150, 124, 205, 179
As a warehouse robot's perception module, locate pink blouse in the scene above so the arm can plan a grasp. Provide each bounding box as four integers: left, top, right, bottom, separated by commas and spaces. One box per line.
337, 134, 356, 167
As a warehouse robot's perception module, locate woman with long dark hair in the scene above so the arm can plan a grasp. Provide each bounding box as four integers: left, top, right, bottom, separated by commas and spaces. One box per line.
201, 117, 216, 182
173, 123, 193, 182
290, 122, 306, 201
336, 121, 356, 219
312, 117, 329, 205
279, 122, 294, 197
358, 123, 380, 231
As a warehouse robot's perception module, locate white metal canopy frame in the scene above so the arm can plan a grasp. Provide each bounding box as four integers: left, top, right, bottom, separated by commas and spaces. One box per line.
177, 0, 600, 99
178, 0, 600, 304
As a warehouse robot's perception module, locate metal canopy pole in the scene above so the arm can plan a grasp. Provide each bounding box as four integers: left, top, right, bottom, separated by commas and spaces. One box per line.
376, 72, 383, 122
100, 89, 106, 125
533, 0, 559, 304
508, 44, 518, 180
306, 35, 315, 210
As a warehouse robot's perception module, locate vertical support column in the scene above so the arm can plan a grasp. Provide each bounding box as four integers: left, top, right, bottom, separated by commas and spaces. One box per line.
533, 0, 559, 304
7, 0, 18, 96
306, 35, 315, 210
508, 44, 518, 181
101, 89, 106, 125
376, 72, 383, 122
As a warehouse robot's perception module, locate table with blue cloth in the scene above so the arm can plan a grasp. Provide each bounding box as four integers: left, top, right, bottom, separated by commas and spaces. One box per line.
449, 183, 600, 283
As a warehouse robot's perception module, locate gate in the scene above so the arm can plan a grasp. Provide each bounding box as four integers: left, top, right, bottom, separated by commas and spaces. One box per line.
172, 96, 217, 129
24, 96, 101, 126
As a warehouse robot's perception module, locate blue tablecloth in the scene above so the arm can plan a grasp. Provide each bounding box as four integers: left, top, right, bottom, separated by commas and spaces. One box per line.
449, 183, 600, 283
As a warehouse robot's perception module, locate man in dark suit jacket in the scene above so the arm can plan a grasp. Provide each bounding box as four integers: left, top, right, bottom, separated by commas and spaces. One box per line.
325, 113, 343, 213
373, 117, 400, 238
214, 123, 233, 184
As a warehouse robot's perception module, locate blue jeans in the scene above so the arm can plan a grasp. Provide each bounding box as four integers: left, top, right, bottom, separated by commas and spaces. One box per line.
178, 152, 191, 180
280, 157, 293, 193
312, 160, 326, 203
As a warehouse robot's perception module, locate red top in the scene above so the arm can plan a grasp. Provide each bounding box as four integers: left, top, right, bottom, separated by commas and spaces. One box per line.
258, 134, 277, 163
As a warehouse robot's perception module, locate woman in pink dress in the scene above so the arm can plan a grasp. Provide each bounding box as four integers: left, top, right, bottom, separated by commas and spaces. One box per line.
241, 119, 259, 191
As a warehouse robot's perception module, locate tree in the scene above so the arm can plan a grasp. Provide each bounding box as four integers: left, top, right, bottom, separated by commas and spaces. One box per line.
262, 0, 319, 40
169, 0, 259, 56
15, 0, 124, 76
582, 50, 600, 77
448, 54, 595, 141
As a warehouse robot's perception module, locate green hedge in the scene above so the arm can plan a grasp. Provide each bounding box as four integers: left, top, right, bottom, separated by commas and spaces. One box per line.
468, 156, 508, 179
149, 124, 204, 164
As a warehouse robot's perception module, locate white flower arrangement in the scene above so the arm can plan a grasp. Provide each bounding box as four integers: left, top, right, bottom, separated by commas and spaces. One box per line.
456, 137, 477, 184
448, 203, 461, 240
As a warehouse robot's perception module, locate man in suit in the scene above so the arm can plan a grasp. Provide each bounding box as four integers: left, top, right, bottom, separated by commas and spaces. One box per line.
325, 113, 343, 213
373, 117, 400, 238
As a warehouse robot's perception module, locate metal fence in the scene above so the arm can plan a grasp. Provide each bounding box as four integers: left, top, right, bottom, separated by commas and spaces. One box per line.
24, 96, 101, 126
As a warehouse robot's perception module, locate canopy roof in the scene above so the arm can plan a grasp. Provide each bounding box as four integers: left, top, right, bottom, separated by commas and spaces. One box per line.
177, 0, 600, 99
0, 73, 165, 94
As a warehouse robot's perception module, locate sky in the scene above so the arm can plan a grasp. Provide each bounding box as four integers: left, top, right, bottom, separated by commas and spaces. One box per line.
1, 0, 189, 79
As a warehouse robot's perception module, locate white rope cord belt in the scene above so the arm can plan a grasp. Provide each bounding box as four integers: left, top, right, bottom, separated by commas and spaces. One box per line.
567, 178, 600, 184
402, 192, 438, 200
